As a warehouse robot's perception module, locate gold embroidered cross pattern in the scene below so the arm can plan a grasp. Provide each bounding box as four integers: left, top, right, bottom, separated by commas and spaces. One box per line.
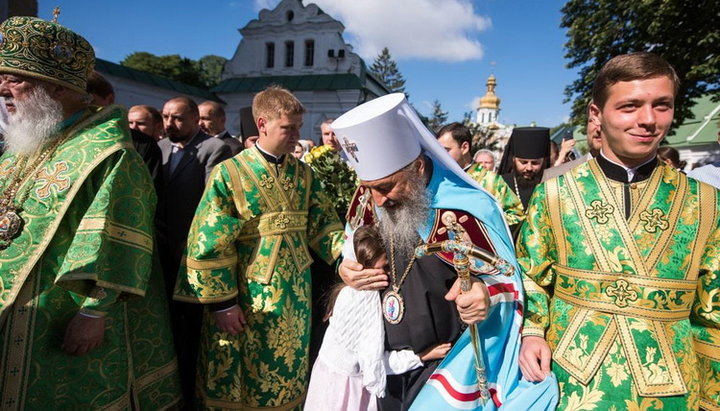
35, 162, 70, 198
585, 200, 614, 224
280, 176, 293, 191
274, 213, 290, 230
259, 174, 275, 189
639, 208, 669, 233
605, 279, 639, 308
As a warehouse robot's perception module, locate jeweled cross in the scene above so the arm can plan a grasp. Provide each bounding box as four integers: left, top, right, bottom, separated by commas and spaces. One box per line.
342, 137, 359, 162
52, 7, 61, 23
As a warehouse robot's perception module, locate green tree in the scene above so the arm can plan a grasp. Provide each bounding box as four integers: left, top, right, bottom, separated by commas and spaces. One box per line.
561, 0, 720, 128
198, 55, 227, 88
370, 47, 407, 96
121, 52, 228, 88
462, 111, 498, 152
427, 99, 448, 133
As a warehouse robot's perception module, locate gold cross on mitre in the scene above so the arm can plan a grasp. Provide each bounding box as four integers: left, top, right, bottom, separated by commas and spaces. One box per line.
52, 6, 61, 23
341, 137, 359, 162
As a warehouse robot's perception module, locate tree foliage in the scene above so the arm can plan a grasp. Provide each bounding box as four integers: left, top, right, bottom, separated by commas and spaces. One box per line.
121, 52, 227, 88
427, 99, 448, 133
370, 47, 407, 96
462, 111, 498, 152
561, 0, 720, 128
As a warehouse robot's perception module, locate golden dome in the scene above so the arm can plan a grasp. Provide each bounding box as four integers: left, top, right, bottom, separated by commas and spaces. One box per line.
479, 74, 500, 109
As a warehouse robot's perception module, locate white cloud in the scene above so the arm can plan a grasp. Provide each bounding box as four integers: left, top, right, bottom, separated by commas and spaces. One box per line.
254, 0, 490, 62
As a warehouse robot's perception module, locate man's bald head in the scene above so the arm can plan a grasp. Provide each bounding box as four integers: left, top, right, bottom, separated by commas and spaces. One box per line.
198, 101, 226, 136
162, 96, 200, 144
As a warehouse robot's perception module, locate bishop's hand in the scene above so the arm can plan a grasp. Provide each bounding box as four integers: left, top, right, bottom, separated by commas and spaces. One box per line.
445, 276, 490, 324
339, 258, 388, 291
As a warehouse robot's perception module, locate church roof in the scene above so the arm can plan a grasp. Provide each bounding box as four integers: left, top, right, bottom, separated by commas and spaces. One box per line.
213, 70, 389, 96
665, 95, 720, 147
95, 58, 223, 102
479, 74, 500, 109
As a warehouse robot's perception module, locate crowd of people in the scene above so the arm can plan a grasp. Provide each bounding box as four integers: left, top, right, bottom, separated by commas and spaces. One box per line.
0, 15, 719, 411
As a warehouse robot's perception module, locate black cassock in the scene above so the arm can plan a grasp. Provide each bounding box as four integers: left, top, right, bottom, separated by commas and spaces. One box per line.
379, 253, 465, 411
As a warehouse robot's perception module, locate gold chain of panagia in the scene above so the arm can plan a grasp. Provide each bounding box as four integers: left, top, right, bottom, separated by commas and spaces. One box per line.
388, 236, 420, 291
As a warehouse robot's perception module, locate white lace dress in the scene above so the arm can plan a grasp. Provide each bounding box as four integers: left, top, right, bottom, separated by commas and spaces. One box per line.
304, 286, 422, 411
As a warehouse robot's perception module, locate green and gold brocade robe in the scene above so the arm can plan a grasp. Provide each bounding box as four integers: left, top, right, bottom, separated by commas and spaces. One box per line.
466, 163, 525, 226
518, 160, 720, 410
174, 147, 344, 410
0, 106, 181, 410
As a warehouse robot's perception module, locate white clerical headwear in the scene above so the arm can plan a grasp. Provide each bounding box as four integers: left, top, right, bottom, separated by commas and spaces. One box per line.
331, 94, 421, 181
332, 93, 482, 190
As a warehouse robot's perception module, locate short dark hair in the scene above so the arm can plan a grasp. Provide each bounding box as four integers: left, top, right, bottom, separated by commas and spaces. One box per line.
166, 96, 199, 116
130, 104, 162, 125
436, 122, 472, 147
592, 52, 680, 109
86, 70, 114, 99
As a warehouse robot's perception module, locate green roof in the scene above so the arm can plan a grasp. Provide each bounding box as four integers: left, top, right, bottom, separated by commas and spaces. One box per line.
666, 95, 720, 147
95, 58, 223, 103
212, 73, 366, 93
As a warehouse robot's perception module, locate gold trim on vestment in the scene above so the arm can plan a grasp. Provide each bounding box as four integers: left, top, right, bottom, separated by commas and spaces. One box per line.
77, 217, 153, 254
134, 359, 179, 391
688, 182, 719, 278
545, 177, 567, 265
173, 290, 239, 304
553, 264, 695, 321
695, 338, 720, 362
554, 309, 617, 385
53, 274, 147, 298
0, 267, 40, 410
202, 389, 306, 410
237, 211, 309, 240
629, 166, 686, 271
616, 316, 687, 396
186, 254, 239, 271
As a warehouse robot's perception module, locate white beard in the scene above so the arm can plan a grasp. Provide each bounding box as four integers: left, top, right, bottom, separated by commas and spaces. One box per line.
375, 170, 430, 261
3, 86, 63, 155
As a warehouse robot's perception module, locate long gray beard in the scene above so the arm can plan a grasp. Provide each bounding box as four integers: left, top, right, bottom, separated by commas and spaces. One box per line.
375, 171, 431, 261
3, 86, 64, 155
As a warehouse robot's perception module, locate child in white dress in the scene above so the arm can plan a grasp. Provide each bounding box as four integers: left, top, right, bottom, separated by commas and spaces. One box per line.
305, 225, 450, 411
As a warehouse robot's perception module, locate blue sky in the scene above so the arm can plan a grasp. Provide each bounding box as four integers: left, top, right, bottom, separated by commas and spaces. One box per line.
37, 0, 576, 127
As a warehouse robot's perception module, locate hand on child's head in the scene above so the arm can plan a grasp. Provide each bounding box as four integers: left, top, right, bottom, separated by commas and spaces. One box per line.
372, 255, 388, 270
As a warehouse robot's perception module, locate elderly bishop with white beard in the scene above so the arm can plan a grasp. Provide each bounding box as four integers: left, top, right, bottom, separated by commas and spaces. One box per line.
334, 94, 558, 411
0, 16, 180, 409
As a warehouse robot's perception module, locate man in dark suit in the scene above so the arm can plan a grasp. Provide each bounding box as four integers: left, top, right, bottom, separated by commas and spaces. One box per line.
199, 100, 243, 155
158, 96, 232, 406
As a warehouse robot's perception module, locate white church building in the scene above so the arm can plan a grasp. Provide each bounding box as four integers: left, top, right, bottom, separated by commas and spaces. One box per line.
215, 0, 389, 141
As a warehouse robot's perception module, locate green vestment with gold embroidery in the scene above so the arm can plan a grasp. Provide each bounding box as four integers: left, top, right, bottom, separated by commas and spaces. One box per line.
174, 147, 344, 410
466, 163, 525, 226
518, 159, 720, 411
0, 106, 182, 410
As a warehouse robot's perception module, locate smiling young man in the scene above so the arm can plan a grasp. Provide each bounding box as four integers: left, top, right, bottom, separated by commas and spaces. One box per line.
174, 86, 344, 410
517, 52, 720, 410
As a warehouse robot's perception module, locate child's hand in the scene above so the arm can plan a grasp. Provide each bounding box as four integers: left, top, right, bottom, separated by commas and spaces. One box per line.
213, 305, 246, 335
419, 342, 452, 361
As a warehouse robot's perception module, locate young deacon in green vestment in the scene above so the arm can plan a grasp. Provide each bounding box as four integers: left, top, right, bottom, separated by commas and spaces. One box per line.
174, 86, 345, 410
518, 52, 720, 410
0, 16, 181, 409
